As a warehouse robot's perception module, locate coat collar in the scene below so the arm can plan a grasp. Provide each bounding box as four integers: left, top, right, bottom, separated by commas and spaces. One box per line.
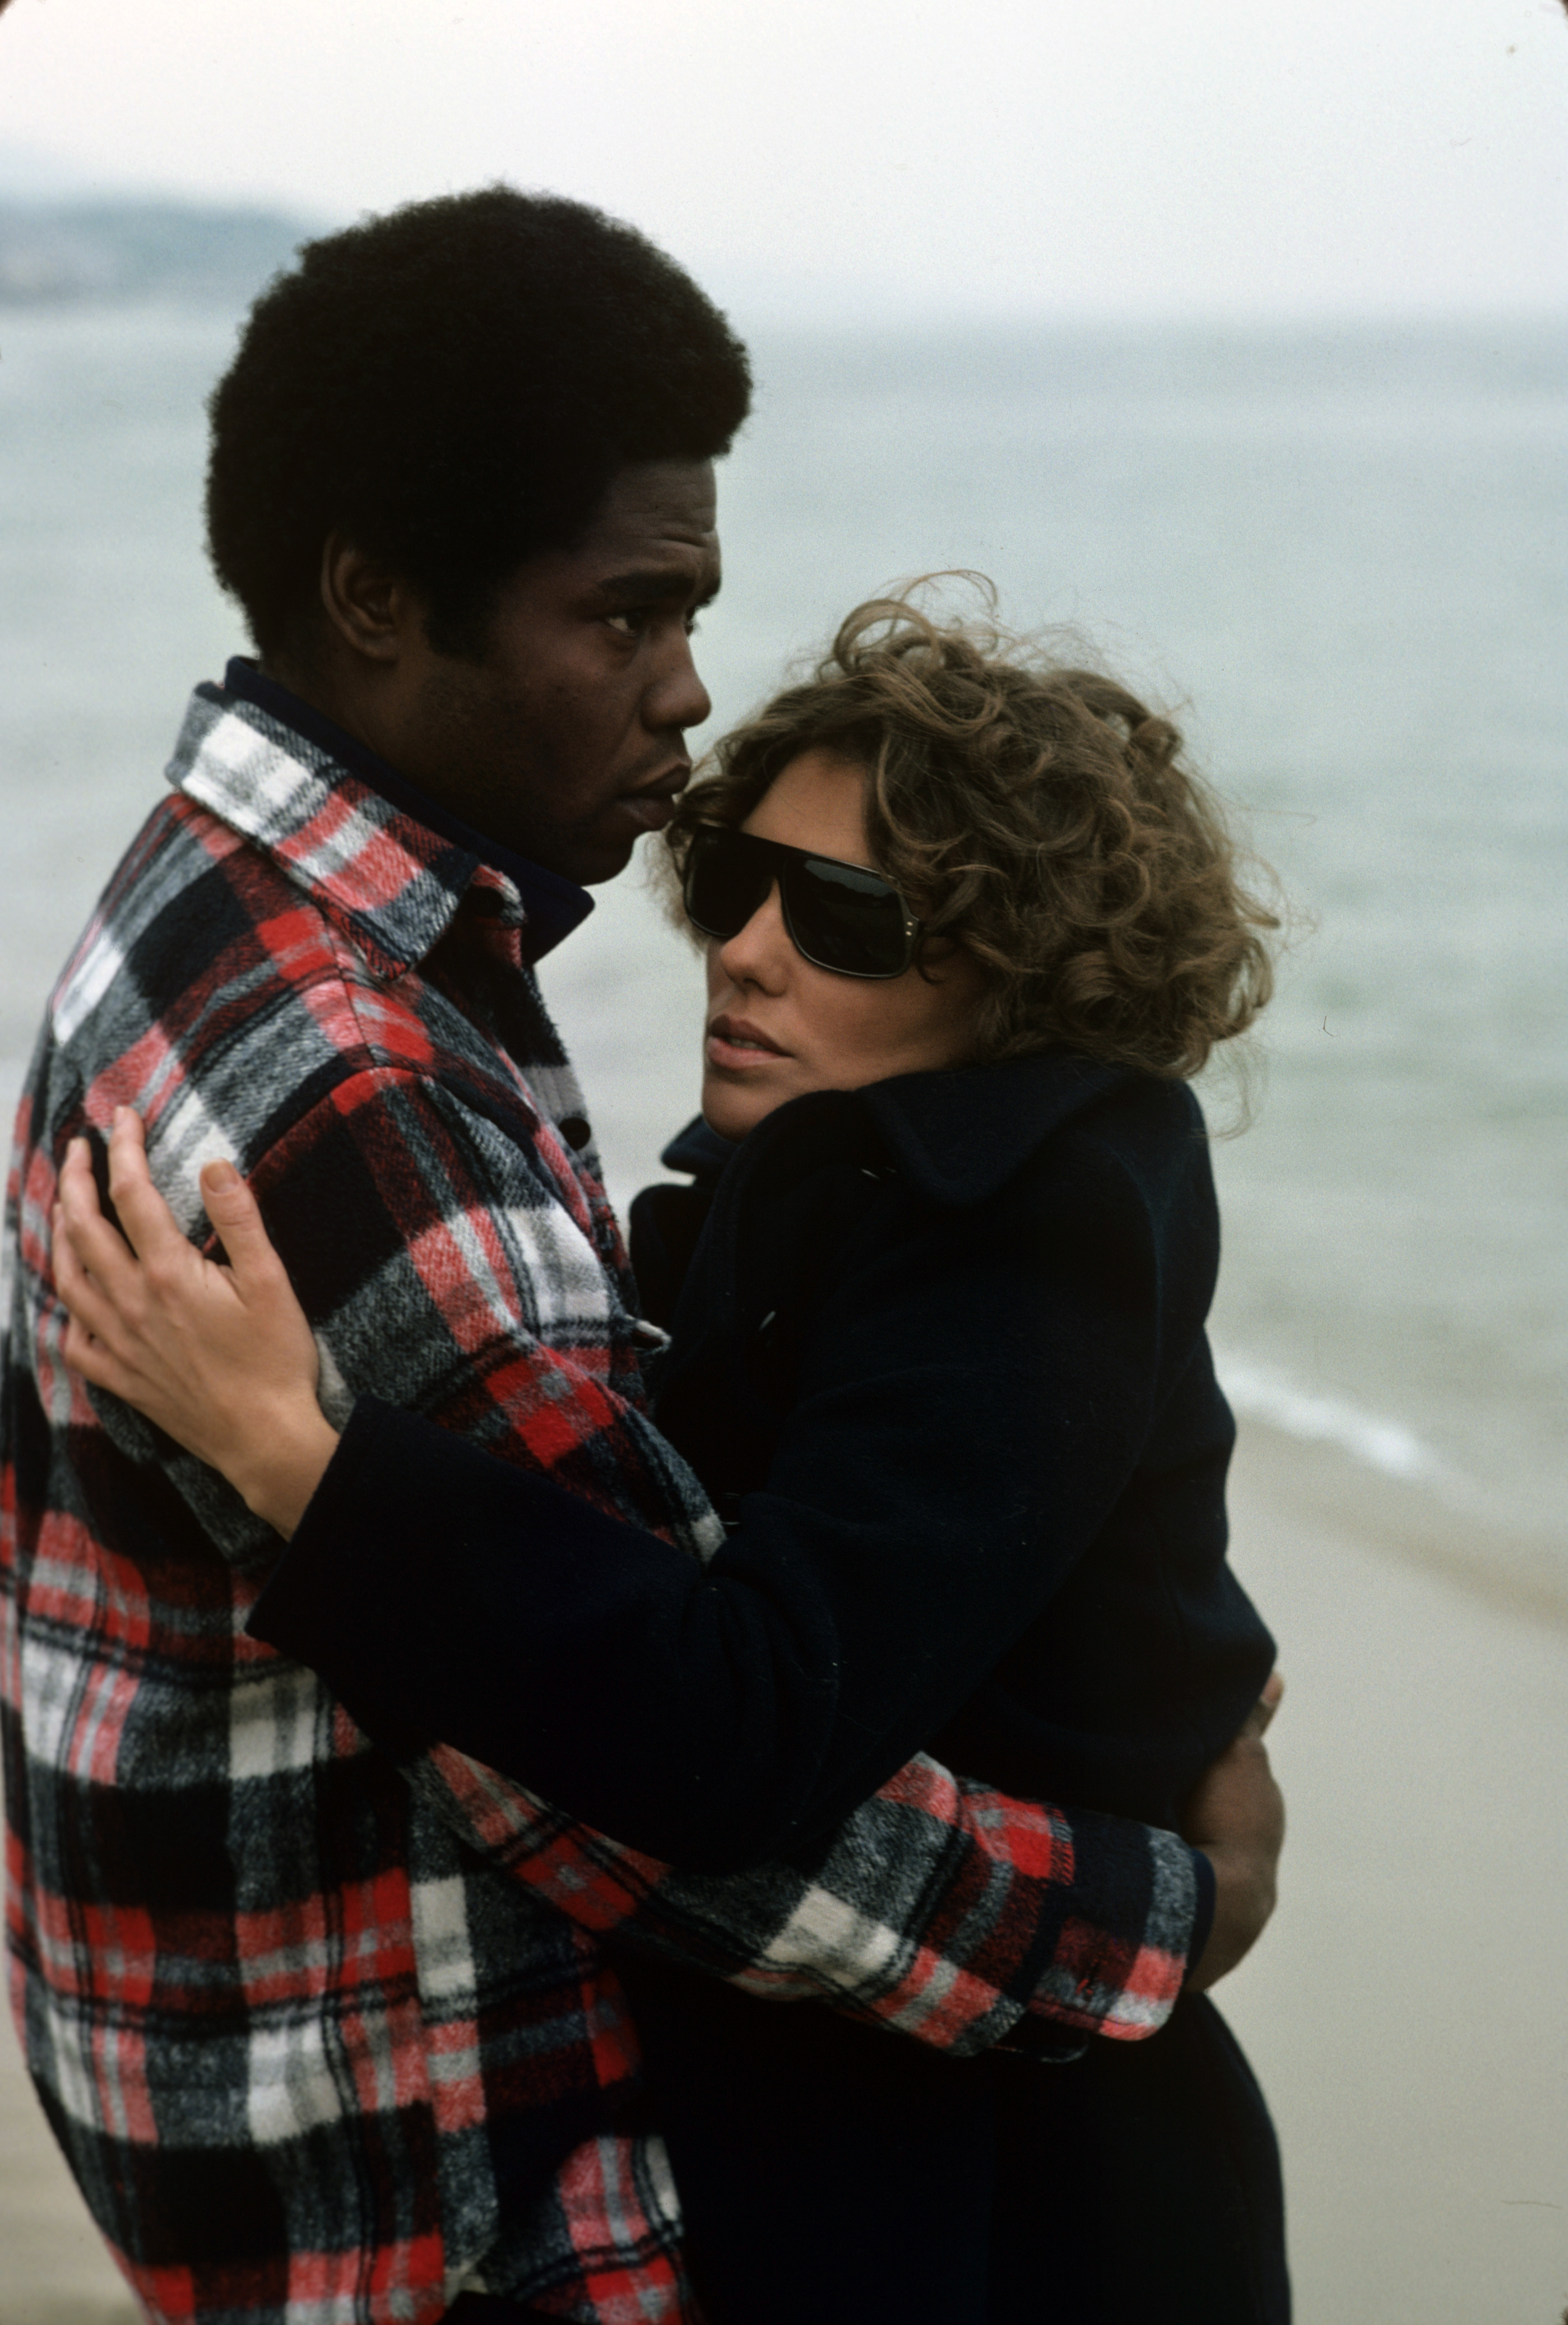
664, 1051, 1140, 1210
855, 1051, 1138, 1205
166, 669, 592, 981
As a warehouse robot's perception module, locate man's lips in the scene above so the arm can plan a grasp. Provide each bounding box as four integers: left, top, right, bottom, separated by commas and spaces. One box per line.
706, 1014, 791, 1068
617, 764, 690, 832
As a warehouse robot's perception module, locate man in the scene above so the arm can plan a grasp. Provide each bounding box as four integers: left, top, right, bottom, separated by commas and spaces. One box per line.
1, 189, 1279, 2325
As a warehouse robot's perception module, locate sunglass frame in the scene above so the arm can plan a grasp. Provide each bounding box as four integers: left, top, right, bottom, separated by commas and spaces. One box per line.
683, 827, 924, 981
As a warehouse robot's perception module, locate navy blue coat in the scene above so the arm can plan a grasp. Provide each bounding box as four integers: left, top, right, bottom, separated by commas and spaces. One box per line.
634, 1053, 1274, 1839
254, 1052, 1273, 1859
251, 1051, 1287, 2324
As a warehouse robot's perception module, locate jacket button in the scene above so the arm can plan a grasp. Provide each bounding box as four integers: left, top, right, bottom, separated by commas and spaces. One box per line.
558, 1116, 592, 1152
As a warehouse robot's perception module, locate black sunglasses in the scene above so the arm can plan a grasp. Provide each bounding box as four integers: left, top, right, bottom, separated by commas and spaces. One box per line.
683, 826, 923, 981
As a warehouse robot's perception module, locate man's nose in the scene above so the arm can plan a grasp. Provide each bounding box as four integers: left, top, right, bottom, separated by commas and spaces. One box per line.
650, 628, 712, 735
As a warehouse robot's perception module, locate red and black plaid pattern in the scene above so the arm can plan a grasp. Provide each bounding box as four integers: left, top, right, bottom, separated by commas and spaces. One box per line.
1, 680, 1197, 2325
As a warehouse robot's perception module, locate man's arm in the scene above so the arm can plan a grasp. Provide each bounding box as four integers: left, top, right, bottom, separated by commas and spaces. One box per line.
404, 1737, 1203, 2055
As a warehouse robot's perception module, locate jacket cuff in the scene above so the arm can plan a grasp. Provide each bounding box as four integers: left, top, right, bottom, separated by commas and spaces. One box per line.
1184, 1845, 1216, 1984
1023, 1815, 1198, 2047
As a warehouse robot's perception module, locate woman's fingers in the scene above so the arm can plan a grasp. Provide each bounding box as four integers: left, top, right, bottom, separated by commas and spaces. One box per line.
50, 1111, 328, 1511
57, 1140, 146, 1312
52, 1201, 127, 1350
197, 1164, 321, 1396
54, 1221, 149, 1408
198, 1157, 289, 1295
61, 1307, 127, 1396
105, 1106, 193, 1266
99, 1108, 281, 1301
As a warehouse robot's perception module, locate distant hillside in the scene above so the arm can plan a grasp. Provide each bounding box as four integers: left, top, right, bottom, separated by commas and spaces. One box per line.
0, 200, 314, 304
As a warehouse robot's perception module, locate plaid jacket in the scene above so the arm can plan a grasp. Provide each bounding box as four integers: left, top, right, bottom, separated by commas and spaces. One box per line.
1, 676, 1199, 2325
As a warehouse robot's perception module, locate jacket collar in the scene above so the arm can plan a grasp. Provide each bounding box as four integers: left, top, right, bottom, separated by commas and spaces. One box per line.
660, 1116, 739, 1184
856, 1051, 1136, 1205
666, 1052, 1139, 1210
166, 666, 592, 981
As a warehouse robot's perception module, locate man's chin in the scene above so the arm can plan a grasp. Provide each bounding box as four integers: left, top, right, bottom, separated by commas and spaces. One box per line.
569, 832, 643, 887
488, 819, 640, 888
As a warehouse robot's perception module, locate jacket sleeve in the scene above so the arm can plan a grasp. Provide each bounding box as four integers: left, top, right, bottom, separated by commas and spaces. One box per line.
249, 1103, 1199, 1867
226, 1064, 1198, 2047
405, 1739, 1199, 2057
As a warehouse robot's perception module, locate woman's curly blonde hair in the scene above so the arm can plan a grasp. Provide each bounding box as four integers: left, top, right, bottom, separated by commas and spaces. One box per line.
664, 588, 1278, 1080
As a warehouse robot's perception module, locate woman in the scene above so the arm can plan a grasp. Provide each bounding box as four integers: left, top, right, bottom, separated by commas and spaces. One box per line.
56, 596, 1287, 2322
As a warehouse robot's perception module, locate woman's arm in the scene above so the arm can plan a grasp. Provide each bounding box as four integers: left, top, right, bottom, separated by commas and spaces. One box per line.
263, 1112, 1242, 1868
57, 1094, 1246, 1877
54, 1112, 1285, 2018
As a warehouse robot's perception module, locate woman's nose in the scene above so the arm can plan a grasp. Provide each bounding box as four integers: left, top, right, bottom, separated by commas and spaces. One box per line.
717, 883, 791, 987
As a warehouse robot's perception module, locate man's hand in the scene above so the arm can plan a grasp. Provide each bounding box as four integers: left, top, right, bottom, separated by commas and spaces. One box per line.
1183, 1672, 1286, 1993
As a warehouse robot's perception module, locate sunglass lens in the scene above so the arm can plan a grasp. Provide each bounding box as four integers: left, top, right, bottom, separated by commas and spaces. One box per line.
685, 828, 912, 977
684, 830, 770, 940
785, 858, 910, 977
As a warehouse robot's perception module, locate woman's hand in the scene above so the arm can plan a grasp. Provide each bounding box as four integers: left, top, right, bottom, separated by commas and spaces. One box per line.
1182, 1671, 1286, 1992
53, 1107, 340, 1536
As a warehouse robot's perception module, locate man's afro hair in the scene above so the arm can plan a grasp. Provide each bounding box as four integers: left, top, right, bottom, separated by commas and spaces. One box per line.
206, 185, 752, 656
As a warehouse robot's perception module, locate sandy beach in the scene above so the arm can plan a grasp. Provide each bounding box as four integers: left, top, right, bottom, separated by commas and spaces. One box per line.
3, 1418, 1565, 2325
1219, 1426, 1568, 2323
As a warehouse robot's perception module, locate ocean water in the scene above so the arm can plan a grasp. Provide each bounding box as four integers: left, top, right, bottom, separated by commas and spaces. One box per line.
1, 302, 1564, 1571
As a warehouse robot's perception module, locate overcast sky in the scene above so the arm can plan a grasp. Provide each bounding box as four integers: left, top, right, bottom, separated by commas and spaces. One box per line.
0, 0, 1564, 319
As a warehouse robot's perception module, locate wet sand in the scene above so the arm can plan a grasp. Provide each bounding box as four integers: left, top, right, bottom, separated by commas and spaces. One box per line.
0, 2000, 140, 2325
2, 1418, 1565, 2324
1219, 1423, 1568, 2324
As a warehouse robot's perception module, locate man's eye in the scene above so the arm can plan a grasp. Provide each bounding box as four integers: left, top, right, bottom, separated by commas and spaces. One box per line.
605, 606, 702, 641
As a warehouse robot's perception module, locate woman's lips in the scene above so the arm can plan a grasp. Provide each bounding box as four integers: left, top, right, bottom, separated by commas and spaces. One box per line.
706, 1014, 790, 1068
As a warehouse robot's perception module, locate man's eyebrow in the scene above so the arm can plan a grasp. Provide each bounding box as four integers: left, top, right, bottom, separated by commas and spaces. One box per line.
592, 568, 722, 607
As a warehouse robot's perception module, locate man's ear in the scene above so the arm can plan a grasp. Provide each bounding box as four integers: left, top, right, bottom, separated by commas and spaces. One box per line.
318, 532, 420, 666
